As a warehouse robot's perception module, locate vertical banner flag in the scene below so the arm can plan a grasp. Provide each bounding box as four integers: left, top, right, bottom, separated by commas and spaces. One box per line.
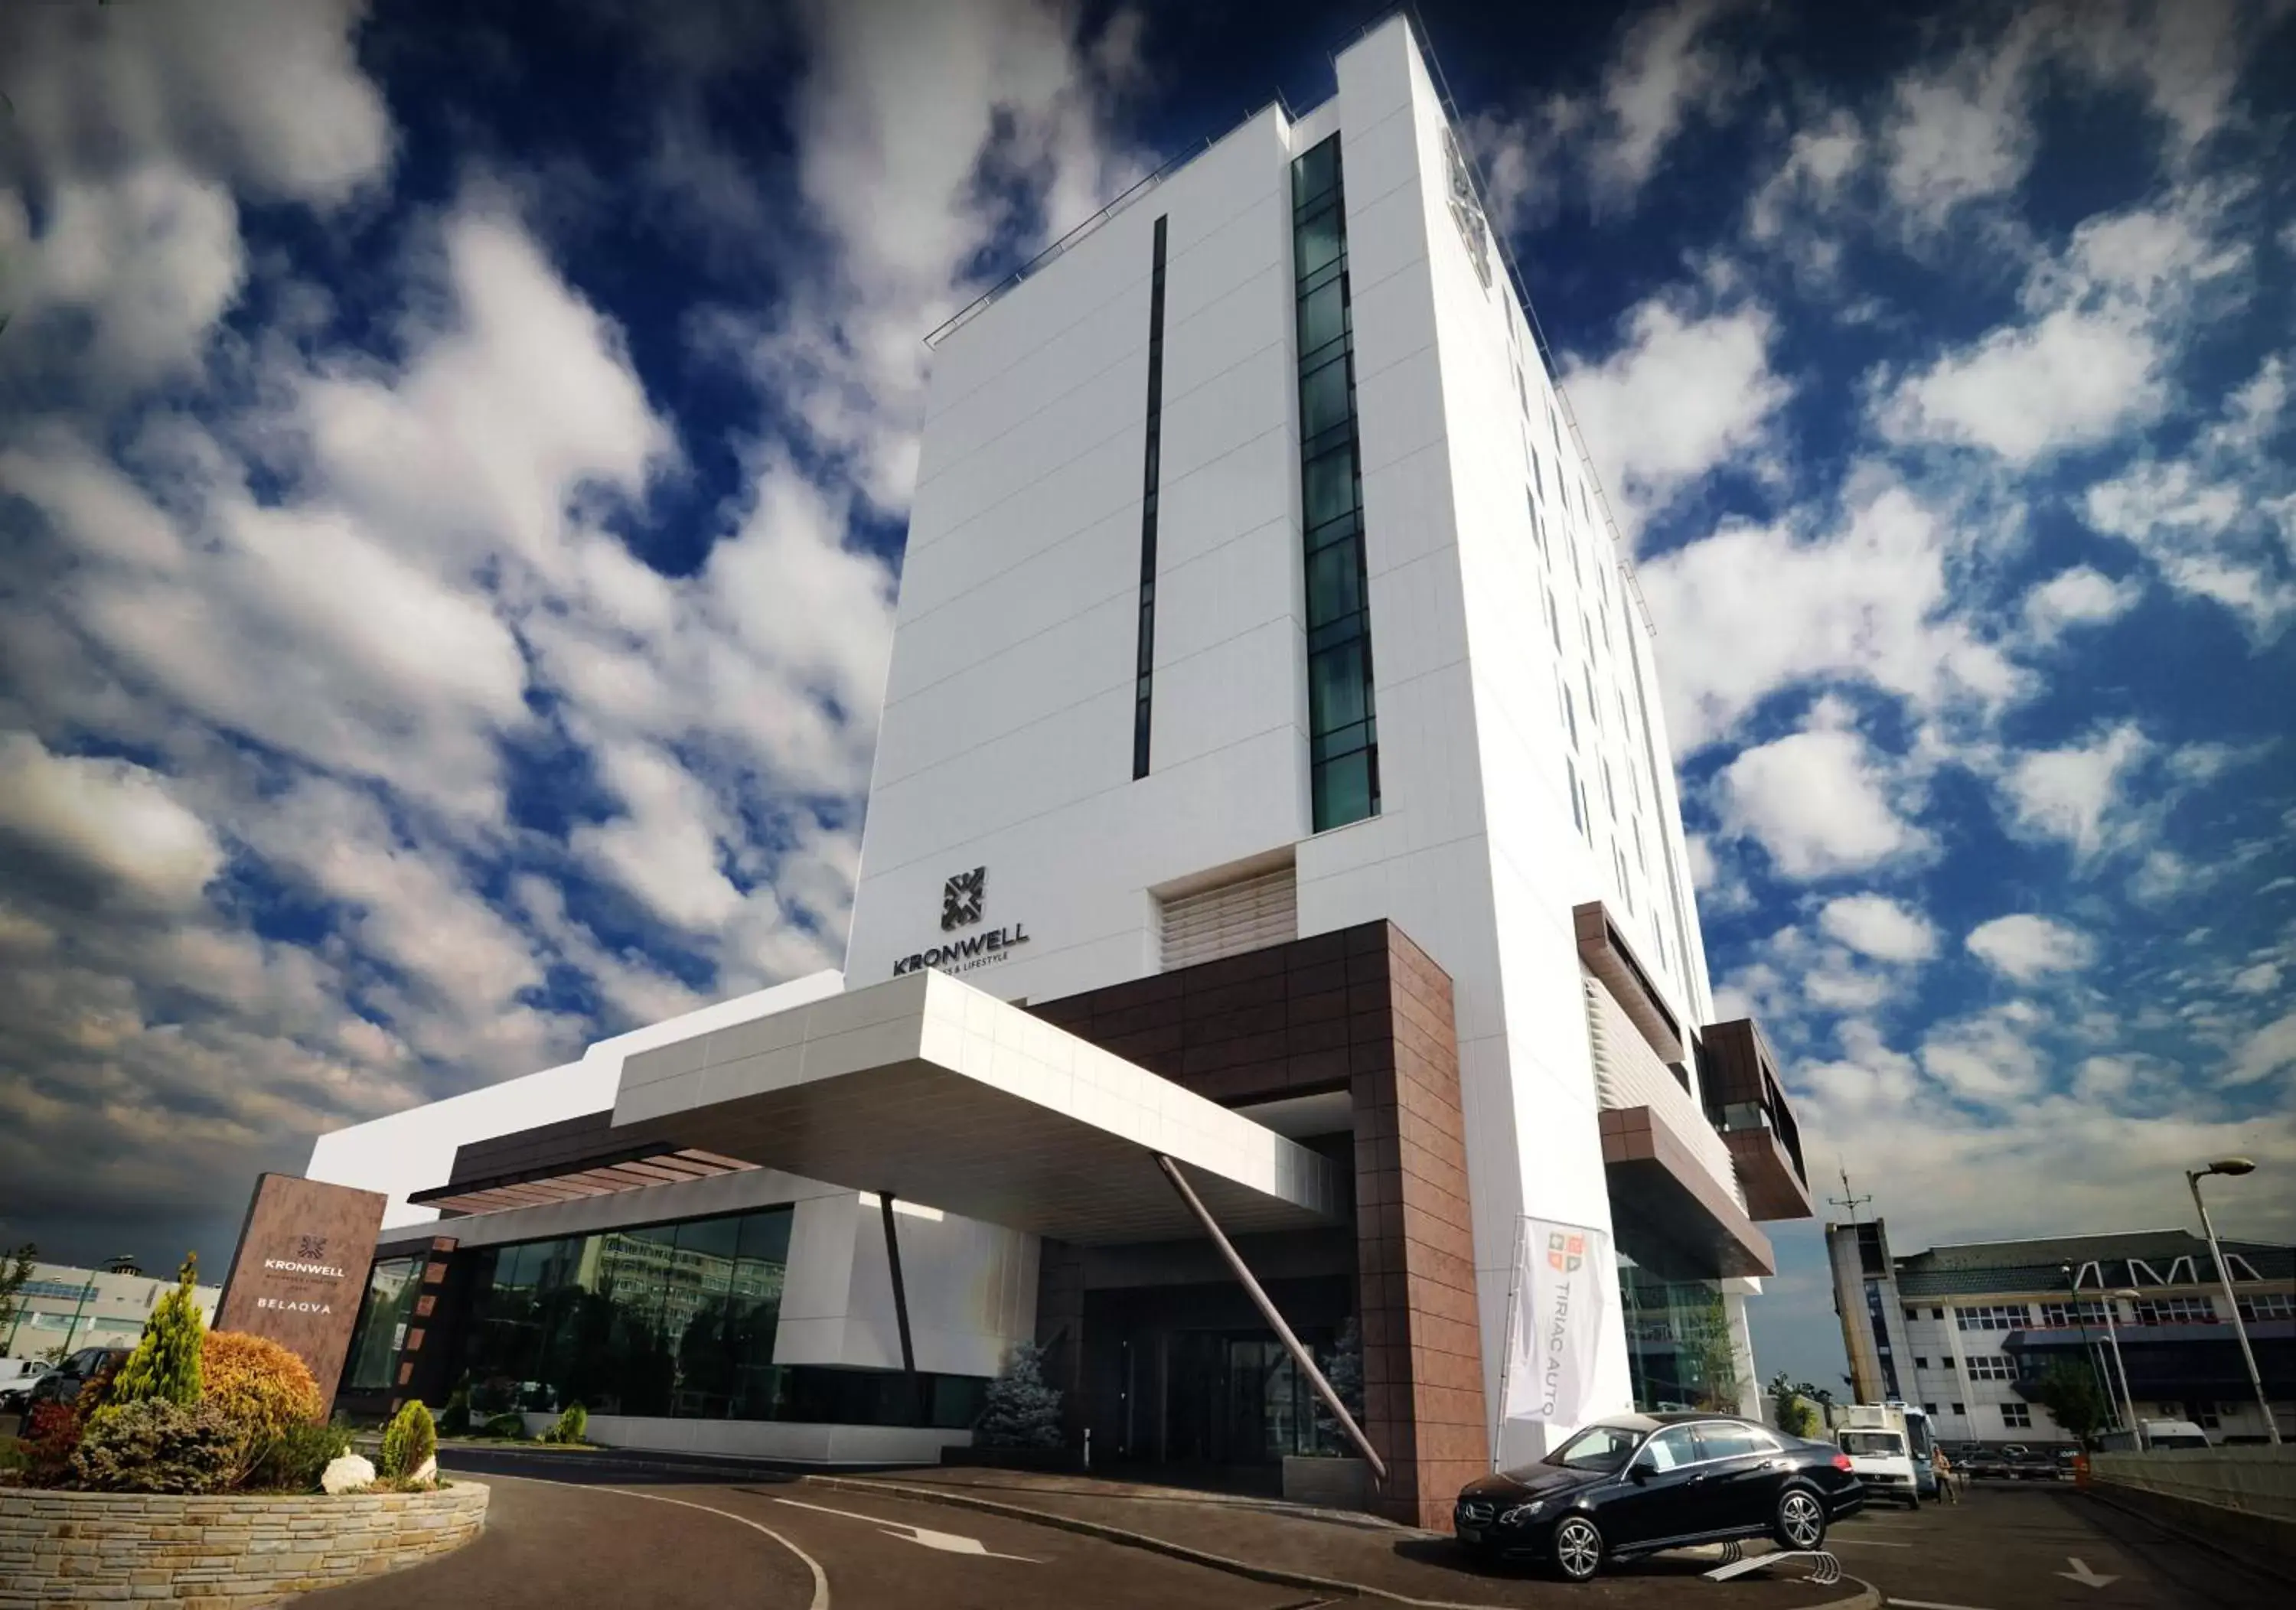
1502, 1217, 1611, 1427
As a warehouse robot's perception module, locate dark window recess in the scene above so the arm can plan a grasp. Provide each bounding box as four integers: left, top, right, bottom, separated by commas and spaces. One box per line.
1133, 215, 1169, 780
416, 1206, 987, 1429
1290, 135, 1378, 831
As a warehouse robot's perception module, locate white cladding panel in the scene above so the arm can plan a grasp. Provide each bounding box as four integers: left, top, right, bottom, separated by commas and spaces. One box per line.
848, 106, 1311, 999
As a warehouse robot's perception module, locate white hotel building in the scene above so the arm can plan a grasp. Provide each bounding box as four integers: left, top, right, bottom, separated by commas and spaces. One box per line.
298, 18, 1811, 1525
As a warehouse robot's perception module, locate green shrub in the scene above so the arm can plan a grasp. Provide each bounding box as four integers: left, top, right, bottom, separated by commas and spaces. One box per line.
244, 1420, 351, 1491
543, 1403, 588, 1445
70, 1399, 237, 1494
109, 1254, 207, 1411
378, 1400, 437, 1479
481, 1411, 527, 1440
438, 1379, 472, 1437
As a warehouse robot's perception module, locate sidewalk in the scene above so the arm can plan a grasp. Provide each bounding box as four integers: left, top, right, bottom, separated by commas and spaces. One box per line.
815, 1464, 1871, 1608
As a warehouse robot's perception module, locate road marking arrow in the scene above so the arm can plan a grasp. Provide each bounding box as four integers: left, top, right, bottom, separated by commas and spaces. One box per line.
2057, 1557, 2120, 1589
773, 1496, 1043, 1562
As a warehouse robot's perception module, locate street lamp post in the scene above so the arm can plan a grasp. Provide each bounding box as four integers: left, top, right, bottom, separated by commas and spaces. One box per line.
2187, 1158, 2280, 1445
2104, 1289, 2142, 1452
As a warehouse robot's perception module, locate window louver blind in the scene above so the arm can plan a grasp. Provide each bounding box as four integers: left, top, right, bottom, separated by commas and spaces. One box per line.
1159, 865, 1297, 972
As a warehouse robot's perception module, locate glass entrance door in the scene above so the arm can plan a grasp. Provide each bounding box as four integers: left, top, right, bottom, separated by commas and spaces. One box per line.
1164, 1332, 1324, 1465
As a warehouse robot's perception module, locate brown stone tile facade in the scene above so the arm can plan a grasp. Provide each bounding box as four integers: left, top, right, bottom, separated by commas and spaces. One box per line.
1032, 921, 1486, 1527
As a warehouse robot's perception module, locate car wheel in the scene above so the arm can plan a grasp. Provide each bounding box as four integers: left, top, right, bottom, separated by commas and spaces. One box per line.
1550, 1515, 1605, 1582
1773, 1487, 1828, 1551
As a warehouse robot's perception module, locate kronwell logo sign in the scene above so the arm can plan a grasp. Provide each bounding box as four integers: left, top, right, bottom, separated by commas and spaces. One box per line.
893, 865, 1032, 977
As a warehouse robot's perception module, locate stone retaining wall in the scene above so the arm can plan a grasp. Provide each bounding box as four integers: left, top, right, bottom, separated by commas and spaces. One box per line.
0, 1481, 489, 1608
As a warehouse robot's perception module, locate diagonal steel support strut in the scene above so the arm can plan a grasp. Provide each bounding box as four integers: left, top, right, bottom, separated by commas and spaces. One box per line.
1153, 1152, 1387, 1482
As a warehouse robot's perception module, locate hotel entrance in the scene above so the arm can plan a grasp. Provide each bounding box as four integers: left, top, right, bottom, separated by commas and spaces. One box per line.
1077, 1271, 1352, 1485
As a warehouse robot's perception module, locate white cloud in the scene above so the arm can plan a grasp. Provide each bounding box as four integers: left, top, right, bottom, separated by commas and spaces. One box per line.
1639, 479, 2024, 751
1817, 894, 1939, 963
2086, 356, 2296, 642
1587, 0, 1747, 200
1880, 305, 2161, 464
1564, 298, 1788, 535
1878, 193, 2249, 464
2226, 1010, 2296, 1088
2023, 565, 2144, 641
1965, 914, 2096, 983
2001, 722, 2151, 856
0, 1, 393, 205
0, 735, 225, 910
1919, 1002, 2050, 1105
2230, 961, 2281, 996
1460, 0, 1746, 233
1878, 13, 2046, 226
1717, 703, 1929, 878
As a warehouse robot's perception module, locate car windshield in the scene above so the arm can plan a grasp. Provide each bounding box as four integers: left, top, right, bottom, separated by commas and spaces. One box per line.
1526, 1423, 1647, 1475
1840, 1431, 1904, 1456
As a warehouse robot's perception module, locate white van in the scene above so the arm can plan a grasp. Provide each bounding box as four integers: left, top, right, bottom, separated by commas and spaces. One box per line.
1836, 1425, 1921, 1507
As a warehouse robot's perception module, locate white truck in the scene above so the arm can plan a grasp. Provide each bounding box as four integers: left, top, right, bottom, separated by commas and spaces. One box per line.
1835, 1404, 1924, 1507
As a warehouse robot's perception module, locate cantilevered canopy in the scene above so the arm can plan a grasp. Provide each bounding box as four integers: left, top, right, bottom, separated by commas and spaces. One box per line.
557, 970, 1349, 1246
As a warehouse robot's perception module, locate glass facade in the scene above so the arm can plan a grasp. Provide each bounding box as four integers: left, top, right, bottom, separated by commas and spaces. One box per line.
345, 1256, 422, 1393
342, 1205, 986, 1429
1619, 1256, 1742, 1412
1290, 135, 1379, 832
1133, 214, 1169, 780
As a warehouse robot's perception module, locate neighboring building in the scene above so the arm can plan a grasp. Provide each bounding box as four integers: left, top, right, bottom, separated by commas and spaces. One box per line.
1, 1259, 220, 1361
297, 16, 1812, 1527
1827, 1220, 2294, 1446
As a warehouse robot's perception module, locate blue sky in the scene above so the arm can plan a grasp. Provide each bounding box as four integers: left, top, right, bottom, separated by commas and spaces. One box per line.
1, 0, 2290, 1392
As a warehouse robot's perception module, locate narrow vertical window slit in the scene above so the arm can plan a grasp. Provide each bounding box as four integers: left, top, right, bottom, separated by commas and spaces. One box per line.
1132, 215, 1168, 781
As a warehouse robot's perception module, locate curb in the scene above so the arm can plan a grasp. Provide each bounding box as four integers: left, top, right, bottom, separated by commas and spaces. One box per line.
809, 1473, 1882, 1610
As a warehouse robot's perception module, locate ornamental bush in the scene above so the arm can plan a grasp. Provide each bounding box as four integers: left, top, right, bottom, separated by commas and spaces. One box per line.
245, 1420, 352, 1492
974, 1341, 1063, 1449
20, 1403, 83, 1487
201, 1330, 322, 1481
70, 1399, 237, 1494
109, 1254, 207, 1411
481, 1411, 527, 1440
379, 1399, 437, 1479
438, 1378, 472, 1436
545, 1403, 588, 1445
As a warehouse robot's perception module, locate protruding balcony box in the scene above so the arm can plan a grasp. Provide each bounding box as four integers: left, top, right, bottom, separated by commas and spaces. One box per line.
1698, 1019, 1814, 1222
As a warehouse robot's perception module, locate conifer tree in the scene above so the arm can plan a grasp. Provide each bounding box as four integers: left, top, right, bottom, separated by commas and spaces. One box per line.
974, 1341, 1064, 1449
109, 1254, 207, 1410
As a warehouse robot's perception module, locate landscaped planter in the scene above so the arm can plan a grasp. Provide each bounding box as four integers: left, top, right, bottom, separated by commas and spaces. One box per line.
1283, 1454, 1371, 1510
0, 1481, 488, 1608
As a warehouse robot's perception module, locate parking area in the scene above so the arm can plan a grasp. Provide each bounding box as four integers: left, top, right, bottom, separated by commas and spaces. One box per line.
1825, 1481, 2281, 1609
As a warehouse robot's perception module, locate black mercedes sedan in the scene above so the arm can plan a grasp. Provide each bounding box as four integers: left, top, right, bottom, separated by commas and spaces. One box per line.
1453, 1412, 1864, 1580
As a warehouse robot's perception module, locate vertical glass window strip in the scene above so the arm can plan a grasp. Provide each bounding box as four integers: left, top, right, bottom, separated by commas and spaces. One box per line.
1292, 135, 1378, 831
1132, 216, 1169, 780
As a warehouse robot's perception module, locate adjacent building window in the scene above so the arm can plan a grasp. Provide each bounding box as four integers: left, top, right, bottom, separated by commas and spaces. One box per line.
1133, 215, 1169, 780
2038, 1300, 2109, 1327
1956, 1304, 2030, 1331
2134, 1295, 2216, 1325
1292, 135, 1378, 831
1952, 1401, 1965, 1414
2239, 1293, 2294, 1322
2001, 1403, 2032, 1429
1913, 1356, 1929, 1368
1923, 1402, 1939, 1415
1965, 1354, 2017, 1380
